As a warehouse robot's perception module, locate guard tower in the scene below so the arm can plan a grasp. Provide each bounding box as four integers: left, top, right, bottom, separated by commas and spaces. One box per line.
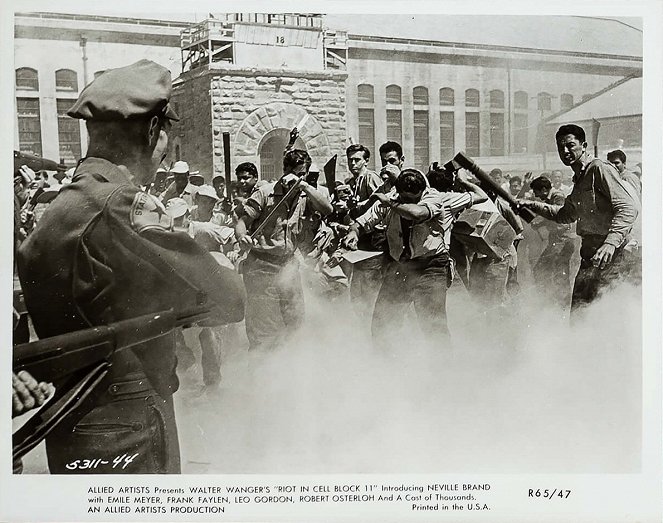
171, 13, 348, 182
180, 19, 235, 73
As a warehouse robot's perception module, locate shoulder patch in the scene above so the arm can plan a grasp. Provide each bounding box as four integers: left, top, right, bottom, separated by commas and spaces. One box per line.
130, 192, 173, 233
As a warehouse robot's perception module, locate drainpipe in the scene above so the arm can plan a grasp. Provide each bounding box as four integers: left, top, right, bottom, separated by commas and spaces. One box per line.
79, 36, 88, 86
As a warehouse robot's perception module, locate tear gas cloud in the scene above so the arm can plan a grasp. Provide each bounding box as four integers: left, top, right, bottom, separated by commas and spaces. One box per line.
174, 275, 642, 475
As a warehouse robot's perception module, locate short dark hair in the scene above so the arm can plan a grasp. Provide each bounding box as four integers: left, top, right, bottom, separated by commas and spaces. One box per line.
556, 124, 586, 144
607, 149, 627, 164
529, 176, 552, 192
379, 141, 402, 159
395, 168, 427, 194
283, 149, 312, 173
509, 176, 522, 185
346, 144, 370, 161
235, 162, 258, 178
427, 164, 455, 192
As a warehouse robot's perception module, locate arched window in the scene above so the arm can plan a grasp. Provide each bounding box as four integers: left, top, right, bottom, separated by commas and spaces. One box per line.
560, 93, 574, 110
439, 87, 454, 106
386, 85, 401, 104
55, 69, 78, 91
16, 67, 39, 90
413, 86, 429, 105
357, 84, 374, 104
514, 90, 528, 110
489, 89, 504, 109
465, 88, 480, 107
537, 92, 552, 111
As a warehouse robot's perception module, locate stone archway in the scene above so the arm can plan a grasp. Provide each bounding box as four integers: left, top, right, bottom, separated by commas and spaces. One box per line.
257, 128, 306, 181
234, 102, 332, 177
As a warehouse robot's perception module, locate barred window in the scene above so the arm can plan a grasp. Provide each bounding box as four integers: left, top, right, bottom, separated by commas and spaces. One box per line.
560, 93, 574, 110
56, 99, 82, 166
439, 87, 454, 106
358, 108, 375, 170
413, 86, 429, 105
514, 90, 528, 110
16, 68, 39, 90
17, 97, 42, 156
386, 109, 402, 145
490, 89, 504, 109
55, 69, 78, 92
514, 113, 528, 153
413, 110, 429, 170
465, 88, 480, 107
537, 92, 552, 111
490, 113, 504, 156
386, 85, 401, 105
465, 112, 480, 157
440, 112, 454, 161
357, 84, 374, 104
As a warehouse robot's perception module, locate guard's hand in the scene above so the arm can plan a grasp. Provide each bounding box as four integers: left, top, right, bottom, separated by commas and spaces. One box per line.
19, 165, 36, 185
591, 243, 615, 269
514, 198, 531, 210
289, 127, 299, 144
523, 171, 533, 182
342, 231, 359, 250
12, 371, 53, 417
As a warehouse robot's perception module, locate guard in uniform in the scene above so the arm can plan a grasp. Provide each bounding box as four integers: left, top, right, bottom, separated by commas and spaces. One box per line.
17, 60, 245, 474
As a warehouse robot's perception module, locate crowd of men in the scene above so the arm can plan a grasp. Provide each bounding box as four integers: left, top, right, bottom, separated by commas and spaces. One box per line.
12, 60, 642, 475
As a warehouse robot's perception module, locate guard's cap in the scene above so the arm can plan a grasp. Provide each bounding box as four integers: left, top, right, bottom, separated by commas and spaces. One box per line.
212, 173, 225, 183
195, 184, 220, 201
170, 161, 190, 174
68, 59, 179, 121
164, 197, 189, 218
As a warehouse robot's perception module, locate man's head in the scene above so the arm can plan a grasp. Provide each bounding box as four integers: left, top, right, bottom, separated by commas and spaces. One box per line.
508, 176, 522, 196
282, 149, 312, 187
68, 59, 179, 186
607, 149, 627, 173
235, 162, 258, 195
489, 168, 504, 185
550, 169, 563, 189
193, 184, 219, 221
395, 168, 427, 204
211, 174, 225, 199
426, 162, 455, 192
529, 175, 552, 201
346, 144, 370, 177
170, 161, 190, 194
555, 124, 587, 167
379, 141, 404, 169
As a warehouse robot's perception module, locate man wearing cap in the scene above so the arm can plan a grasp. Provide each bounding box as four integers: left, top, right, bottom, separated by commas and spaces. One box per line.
17, 60, 244, 474
161, 160, 191, 205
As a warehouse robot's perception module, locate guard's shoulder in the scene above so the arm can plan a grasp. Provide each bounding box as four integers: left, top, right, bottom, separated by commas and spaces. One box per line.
107, 185, 174, 233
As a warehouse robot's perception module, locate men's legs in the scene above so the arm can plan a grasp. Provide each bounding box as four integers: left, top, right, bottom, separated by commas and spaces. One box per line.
371, 260, 411, 350
350, 255, 384, 317
199, 327, 221, 386
412, 257, 451, 348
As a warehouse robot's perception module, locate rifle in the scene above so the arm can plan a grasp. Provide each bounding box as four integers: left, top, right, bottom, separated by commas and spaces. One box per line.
453, 152, 537, 223
12, 306, 210, 461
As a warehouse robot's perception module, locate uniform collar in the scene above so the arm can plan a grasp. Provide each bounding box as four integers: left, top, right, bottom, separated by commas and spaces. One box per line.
73, 157, 135, 186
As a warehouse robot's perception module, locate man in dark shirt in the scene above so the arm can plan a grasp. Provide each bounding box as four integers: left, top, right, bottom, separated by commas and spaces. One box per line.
518, 124, 639, 312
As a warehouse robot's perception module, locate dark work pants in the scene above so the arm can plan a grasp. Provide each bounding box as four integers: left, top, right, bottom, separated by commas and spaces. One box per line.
571, 239, 633, 314
371, 256, 451, 349
243, 254, 304, 352
46, 374, 180, 474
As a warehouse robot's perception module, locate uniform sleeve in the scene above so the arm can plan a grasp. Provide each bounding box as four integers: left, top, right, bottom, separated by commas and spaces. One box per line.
104, 185, 245, 324
594, 162, 640, 247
